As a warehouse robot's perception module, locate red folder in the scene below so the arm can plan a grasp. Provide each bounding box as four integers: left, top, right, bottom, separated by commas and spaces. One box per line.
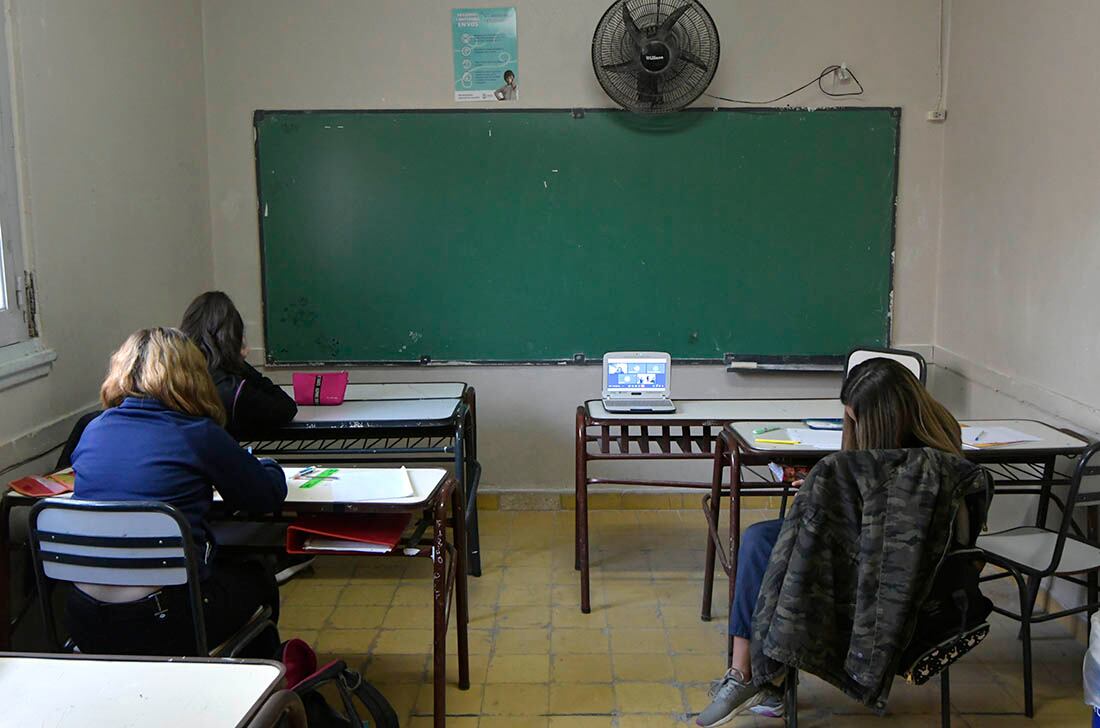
285, 513, 411, 555
8, 469, 75, 498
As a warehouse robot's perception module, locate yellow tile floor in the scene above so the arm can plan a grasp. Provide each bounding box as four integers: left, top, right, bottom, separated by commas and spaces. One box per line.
279, 509, 1087, 727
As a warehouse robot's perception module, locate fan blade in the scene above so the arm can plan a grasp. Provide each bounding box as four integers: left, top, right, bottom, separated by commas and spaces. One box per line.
601, 60, 635, 74
680, 49, 708, 70
621, 2, 644, 47
657, 1, 693, 38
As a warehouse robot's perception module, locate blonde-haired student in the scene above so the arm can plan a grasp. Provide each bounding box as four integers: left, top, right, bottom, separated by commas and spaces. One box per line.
66, 327, 287, 656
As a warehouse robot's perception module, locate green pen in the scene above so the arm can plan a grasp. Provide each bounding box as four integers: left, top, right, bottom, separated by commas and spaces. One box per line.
752, 425, 781, 435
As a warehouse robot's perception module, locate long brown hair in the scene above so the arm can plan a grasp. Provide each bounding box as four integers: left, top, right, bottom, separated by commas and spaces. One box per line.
840, 358, 961, 455
179, 291, 246, 375
100, 327, 226, 425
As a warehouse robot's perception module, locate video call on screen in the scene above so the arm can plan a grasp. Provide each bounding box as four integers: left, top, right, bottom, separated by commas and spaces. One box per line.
607, 360, 667, 390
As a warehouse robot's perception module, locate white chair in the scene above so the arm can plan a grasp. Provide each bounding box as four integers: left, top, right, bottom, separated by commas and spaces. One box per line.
978, 441, 1100, 717
845, 346, 927, 384
29, 498, 274, 656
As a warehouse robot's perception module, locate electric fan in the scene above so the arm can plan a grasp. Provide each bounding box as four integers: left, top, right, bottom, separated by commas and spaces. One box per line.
592, 0, 720, 113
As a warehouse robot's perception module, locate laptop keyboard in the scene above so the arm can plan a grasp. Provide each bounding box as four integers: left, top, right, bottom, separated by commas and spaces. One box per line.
605, 399, 672, 410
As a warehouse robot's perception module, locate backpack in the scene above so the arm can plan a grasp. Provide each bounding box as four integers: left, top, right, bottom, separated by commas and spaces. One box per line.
898, 548, 993, 684
280, 638, 399, 728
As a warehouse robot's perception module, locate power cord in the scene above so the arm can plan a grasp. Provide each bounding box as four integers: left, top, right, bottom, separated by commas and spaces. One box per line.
705, 64, 864, 105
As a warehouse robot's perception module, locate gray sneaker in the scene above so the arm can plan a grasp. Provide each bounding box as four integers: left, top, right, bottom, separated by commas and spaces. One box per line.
748, 684, 785, 718
696, 668, 764, 727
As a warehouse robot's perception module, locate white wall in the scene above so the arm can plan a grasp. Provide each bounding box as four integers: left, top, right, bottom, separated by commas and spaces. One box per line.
0, 0, 211, 466
937, 0, 1100, 435
203, 0, 946, 489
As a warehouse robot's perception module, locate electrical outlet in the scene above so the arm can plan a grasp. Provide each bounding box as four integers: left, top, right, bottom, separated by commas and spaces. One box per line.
836, 63, 851, 83
926, 109, 947, 122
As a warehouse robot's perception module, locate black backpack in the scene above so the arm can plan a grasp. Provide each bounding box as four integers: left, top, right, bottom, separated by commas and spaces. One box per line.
279, 638, 399, 728
898, 547, 993, 684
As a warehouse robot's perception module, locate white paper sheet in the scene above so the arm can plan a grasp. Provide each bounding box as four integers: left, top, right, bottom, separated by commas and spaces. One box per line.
961, 425, 1041, 448
302, 537, 393, 553
786, 428, 843, 450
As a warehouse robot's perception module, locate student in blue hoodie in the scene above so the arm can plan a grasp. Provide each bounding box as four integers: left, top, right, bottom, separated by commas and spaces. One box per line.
66, 327, 288, 656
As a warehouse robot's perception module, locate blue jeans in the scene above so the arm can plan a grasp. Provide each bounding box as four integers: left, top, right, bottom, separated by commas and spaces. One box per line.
729, 518, 782, 639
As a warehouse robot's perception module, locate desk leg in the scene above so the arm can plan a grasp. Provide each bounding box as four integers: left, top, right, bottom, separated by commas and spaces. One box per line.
701, 435, 726, 622
727, 447, 743, 667
455, 412, 481, 578
451, 478, 471, 690
432, 495, 448, 728
575, 407, 592, 613
1024, 458, 1058, 622
1089, 505, 1098, 620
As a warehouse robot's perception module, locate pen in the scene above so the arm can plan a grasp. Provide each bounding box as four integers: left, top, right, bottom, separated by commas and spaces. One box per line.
756, 438, 800, 445
752, 426, 781, 435
295, 466, 316, 478
973, 430, 984, 442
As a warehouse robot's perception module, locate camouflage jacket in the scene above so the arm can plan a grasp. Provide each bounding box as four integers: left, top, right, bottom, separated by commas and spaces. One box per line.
750, 448, 992, 712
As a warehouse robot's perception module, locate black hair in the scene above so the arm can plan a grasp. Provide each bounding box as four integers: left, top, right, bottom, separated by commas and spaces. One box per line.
504, 70, 515, 82
179, 291, 246, 375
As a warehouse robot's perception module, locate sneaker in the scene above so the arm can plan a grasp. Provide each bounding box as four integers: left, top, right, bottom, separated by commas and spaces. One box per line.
275, 555, 316, 585
748, 684, 785, 718
696, 668, 764, 727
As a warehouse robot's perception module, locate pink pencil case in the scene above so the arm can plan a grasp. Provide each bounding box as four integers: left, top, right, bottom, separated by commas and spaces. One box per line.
292, 371, 349, 406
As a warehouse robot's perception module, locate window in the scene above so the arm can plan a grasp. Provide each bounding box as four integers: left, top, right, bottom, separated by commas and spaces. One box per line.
0, 7, 27, 348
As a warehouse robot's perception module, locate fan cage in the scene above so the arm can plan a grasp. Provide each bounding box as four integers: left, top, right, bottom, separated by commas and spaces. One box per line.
592, 0, 720, 113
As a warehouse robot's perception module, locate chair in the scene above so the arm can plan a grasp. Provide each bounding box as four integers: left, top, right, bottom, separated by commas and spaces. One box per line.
845, 346, 927, 384
978, 441, 1100, 717
28, 498, 274, 657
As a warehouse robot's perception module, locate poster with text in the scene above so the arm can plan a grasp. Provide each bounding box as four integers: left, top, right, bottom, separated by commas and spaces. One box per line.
452, 8, 518, 102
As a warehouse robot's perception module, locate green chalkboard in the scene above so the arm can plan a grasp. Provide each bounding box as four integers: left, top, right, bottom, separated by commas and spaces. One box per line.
255, 108, 899, 364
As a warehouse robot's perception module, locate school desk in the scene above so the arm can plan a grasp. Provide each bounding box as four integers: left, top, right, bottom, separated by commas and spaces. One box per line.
574, 398, 844, 613
710, 418, 1093, 635
243, 382, 484, 576
0, 652, 290, 728
0, 468, 469, 728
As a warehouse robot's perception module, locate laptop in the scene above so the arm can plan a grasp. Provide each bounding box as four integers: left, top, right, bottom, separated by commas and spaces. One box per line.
602, 351, 676, 413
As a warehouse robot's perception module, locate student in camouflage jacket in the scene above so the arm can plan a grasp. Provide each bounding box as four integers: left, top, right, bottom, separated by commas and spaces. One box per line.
750, 446, 992, 713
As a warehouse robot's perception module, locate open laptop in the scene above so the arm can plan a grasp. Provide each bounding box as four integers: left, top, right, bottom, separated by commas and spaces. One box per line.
602, 351, 676, 413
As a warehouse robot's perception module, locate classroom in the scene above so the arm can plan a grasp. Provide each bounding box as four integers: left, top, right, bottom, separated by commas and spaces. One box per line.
0, 0, 1097, 726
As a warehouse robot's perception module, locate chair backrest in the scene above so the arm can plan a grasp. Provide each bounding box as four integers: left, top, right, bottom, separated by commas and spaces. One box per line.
28, 498, 207, 653
1046, 441, 1100, 573
845, 346, 927, 384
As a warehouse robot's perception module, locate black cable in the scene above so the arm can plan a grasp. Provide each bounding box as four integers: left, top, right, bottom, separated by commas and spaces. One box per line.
705, 64, 864, 105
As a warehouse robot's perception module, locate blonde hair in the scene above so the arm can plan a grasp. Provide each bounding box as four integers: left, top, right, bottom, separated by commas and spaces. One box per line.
840, 358, 962, 456
101, 327, 226, 425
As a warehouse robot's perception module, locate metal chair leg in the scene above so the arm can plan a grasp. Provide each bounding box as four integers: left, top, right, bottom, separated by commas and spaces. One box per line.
940, 667, 951, 728
1013, 568, 1036, 718
784, 668, 798, 728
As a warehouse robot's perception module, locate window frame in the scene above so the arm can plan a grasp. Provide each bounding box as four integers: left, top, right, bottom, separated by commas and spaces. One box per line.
0, 4, 27, 348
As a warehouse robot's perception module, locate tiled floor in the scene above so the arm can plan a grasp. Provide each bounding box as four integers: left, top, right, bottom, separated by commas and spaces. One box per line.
280, 509, 1088, 727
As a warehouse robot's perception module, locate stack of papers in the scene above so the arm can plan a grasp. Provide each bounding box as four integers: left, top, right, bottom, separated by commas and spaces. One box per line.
961, 426, 1041, 449
302, 537, 393, 554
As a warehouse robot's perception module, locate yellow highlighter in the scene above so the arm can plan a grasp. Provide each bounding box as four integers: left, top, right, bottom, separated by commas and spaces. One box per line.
756, 438, 800, 445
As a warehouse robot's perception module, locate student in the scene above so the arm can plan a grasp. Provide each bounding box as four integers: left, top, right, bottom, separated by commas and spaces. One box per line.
494, 69, 517, 100
180, 291, 297, 439
65, 327, 288, 656
696, 358, 964, 726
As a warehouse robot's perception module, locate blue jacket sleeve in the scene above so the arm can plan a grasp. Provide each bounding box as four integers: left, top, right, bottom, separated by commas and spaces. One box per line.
200, 422, 287, 512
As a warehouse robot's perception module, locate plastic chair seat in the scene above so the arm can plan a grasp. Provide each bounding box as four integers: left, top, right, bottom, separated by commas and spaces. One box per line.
978, 527, 1100, 575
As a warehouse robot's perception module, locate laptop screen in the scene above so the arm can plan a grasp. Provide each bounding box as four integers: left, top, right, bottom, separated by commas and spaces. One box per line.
606, 357, 668, 392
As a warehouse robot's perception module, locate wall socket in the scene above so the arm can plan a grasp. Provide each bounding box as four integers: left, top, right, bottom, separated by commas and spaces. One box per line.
836, 63, 851, 83
927, 109, 947, 122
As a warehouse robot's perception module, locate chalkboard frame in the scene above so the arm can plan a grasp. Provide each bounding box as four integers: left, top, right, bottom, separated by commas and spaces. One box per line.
253, 106, 901, 367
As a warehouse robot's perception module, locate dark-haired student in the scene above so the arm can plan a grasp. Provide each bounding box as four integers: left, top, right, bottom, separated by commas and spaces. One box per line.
180, 290, 297, 439
66, 328, 287, 656
55, 292, 296, 470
